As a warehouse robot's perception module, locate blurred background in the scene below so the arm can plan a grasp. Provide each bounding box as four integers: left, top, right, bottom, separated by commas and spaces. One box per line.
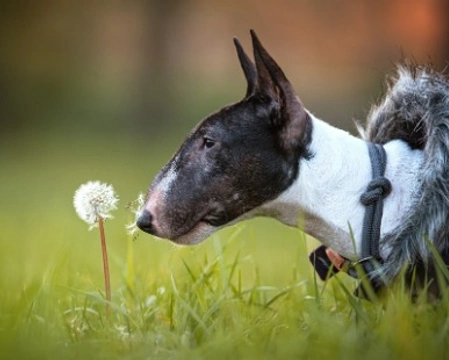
2, 1, 449, 139
1, 0, 449, 296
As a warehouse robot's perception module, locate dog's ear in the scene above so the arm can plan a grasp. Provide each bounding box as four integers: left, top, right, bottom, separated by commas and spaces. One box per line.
250, 30, 310, 155
233, 38, 257, 97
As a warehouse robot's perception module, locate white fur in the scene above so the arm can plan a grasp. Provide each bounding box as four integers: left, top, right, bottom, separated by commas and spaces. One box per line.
144, 165, 177, 232
261, 112, 424, 259
156, 166, 177, 194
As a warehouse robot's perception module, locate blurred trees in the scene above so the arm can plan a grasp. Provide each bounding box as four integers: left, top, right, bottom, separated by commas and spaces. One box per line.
1, 0, 448, 139
137, 0, 184, 132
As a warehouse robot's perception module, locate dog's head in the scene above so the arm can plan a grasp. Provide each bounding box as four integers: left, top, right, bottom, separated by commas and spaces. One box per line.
137, 30, 312, 244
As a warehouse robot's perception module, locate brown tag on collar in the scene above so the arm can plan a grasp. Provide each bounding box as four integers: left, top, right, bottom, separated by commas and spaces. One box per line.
325, 248, 346, 271
309, 245, 341, 280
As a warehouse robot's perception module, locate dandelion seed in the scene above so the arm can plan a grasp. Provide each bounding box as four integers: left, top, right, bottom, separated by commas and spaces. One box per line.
181, 331, 191, 347
124, 193, 145, 297
73, 181, 119, 229
126, 192, 145, 236
115, 325, 130, 339
145, 295, 157, 307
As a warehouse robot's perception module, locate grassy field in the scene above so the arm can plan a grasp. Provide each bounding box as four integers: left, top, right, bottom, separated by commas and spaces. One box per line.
2, 131, 449, 360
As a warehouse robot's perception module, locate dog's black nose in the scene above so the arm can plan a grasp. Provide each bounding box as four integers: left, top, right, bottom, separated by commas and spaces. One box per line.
136, 209, 154, 234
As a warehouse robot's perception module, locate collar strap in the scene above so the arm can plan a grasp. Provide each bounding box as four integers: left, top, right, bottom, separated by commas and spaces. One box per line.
309, 143, 392, 297
360, 143, 392, 259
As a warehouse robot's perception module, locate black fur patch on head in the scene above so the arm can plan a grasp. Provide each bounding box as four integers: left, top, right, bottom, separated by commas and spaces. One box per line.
157, 95, 312, 238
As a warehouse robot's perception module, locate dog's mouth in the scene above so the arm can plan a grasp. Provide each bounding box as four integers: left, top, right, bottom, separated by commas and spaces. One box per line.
169, 221, 215, 245
168, 219, 222, 246
161, 210, 228, 245
202, 211, 229, 227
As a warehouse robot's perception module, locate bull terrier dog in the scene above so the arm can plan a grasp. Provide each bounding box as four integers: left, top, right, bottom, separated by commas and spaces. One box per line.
137, 30, 449, 296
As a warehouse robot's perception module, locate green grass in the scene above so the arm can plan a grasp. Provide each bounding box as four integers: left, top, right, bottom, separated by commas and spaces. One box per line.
2, 131, 449, 359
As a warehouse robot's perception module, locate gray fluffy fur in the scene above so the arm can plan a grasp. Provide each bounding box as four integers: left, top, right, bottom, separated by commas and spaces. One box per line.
360, 63, 449, 282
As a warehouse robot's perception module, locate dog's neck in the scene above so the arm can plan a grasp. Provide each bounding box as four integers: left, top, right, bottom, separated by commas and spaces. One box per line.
263, 112, 423, 259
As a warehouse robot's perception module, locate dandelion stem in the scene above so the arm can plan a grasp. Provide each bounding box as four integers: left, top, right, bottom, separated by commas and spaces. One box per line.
98, 216, 111, 314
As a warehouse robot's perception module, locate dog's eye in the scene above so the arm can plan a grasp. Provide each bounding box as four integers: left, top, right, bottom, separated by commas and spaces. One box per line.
203, 137, 216, 149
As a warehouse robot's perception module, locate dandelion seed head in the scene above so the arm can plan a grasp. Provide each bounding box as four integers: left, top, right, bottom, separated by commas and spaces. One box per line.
126, 192, 146, 236
73, 181, 119, 229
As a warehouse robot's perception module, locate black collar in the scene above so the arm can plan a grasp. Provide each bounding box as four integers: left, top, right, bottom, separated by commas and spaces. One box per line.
309, 142, 392, 299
